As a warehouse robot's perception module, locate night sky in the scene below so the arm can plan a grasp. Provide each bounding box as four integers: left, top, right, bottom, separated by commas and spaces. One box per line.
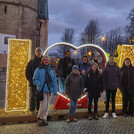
48, 0, 134, 46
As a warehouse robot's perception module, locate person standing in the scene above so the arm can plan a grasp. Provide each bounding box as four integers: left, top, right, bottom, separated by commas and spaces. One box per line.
57, 50, 75, 93
26, 47, 43, 114
65, 65, 84, 123
91, 53, 102, 70
84, 63, 103, 120
33, 56, 57, 126
78, 54, 90, 82
102, 55, 120, 119
120, 58, 134, 117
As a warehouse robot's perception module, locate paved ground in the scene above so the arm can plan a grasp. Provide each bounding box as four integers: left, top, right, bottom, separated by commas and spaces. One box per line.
0, 116, 134, 134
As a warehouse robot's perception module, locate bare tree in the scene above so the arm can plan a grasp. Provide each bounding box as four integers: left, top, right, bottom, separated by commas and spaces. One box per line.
126, 8, 134, 44
57, 28, 75, 57
104, 27, 124, 54
79, 19, 101, 56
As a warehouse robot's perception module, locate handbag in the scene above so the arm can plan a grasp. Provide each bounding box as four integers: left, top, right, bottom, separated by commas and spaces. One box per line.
36, 80, 46, 101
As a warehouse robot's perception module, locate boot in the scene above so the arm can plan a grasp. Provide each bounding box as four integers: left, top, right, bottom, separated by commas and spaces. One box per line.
72, 115, 77, 122
66, 116, 71, 123
37, 118, 43, 126
88, 114, 92, 120
94, 114, 99, 120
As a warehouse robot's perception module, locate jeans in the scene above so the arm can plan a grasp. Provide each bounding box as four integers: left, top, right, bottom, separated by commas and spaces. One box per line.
30, 86, 40, 111
122, 92, 133, 115
106, 90, 117, 113
58, 77, 65, 93
103, 91, 106, 101
69, 99, 78, 116
88, 97, 98, 114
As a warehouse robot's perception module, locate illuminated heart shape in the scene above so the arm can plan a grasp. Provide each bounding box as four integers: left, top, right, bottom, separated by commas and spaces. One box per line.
43, 42, 108, 110
44, 42, 108, 67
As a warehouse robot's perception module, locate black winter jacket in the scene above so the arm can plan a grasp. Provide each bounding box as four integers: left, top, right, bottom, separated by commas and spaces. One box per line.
25, 56, 42, 87
120, 65, 134, 95
102, 62, 120, 90
65, 72, 84, 101
84, 72, 103, 98
57, 57, 75, 79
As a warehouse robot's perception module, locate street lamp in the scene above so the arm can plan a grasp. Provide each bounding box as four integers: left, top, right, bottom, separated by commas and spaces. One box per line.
101, 36, 106, 42
88, 50, 92, 56
74, 50, 77, 55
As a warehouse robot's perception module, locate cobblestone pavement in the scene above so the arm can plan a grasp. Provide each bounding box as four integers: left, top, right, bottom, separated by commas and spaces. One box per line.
1, 116, 134, 134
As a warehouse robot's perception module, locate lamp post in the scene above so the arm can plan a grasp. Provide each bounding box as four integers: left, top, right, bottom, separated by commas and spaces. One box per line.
101, 36, 106, 51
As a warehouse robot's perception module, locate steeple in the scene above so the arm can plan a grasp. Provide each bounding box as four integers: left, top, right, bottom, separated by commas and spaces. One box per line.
38, 0, 49, 19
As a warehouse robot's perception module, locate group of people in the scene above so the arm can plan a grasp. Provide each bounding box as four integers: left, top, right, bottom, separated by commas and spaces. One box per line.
25, 47, 134, 126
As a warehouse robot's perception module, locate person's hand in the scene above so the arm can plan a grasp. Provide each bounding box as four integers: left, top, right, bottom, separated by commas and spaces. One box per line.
100, 92, 103, 96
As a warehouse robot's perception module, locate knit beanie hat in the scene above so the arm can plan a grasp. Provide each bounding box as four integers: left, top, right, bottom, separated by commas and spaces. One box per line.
35, 47, 43, 53
72, 65, 79, 71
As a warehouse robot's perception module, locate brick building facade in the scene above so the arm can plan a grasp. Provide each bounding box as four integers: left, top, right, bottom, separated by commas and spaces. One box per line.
0, 0, 49, 68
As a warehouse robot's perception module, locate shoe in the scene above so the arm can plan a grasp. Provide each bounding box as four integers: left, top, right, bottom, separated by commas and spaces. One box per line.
112, 112, 117, 119
30, 111, 37, 115
72, 116, 77, 122
103, 113, 109, 119
37, 118, 43, 126
123, 113, 127, 117
88, 115, 92, 120
42, 120, 48, 126
66, 116, 71, 123
129, 113, 133, 116
94, 114, 99, 120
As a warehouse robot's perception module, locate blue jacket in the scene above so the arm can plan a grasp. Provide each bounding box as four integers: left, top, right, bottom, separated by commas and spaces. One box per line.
33, 66, 58, 94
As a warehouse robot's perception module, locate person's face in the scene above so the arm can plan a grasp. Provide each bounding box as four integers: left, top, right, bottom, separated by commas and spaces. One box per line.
125, 59, 131, 67
43, 57, 49, 65
35, 51, 42, 58
83, 57, 88, 63
94, 55, 98, 61
65, 52, 71, 58
73, 68, 79, 74
92, 64, 97, 72
109, 56, 114, 64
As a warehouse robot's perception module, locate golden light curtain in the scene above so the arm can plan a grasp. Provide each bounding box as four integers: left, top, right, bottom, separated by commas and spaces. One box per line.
5, 39, 31, 112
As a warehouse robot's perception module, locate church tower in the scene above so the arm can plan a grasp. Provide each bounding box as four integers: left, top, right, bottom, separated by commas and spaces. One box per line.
37, 0, 49, 51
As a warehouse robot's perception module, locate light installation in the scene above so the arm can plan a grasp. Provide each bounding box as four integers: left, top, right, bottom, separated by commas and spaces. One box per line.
5, 39, 31, 112
44, 42, 108, 110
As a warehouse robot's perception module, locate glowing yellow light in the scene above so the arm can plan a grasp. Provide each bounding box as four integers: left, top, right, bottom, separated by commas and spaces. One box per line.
74, 50, 77, 54
101, 36, 106, 42
88, 51, 92, 56
5, 39, 31, 112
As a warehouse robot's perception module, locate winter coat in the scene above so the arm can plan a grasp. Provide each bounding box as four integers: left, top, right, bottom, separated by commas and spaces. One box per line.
84, 72, 103, 98
25, 56, 42, 87
102, 62, 120, 90
65, 72, 84, 101
57, 57, 75, 79
33, 66, 58, 94
78, 62, 90, 81
120, 65, 134, 95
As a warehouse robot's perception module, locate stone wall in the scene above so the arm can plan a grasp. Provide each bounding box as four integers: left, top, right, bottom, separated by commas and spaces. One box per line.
0, 0, 38, 55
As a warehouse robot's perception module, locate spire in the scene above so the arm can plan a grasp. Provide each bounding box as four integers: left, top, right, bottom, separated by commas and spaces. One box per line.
38, 0, 49, 19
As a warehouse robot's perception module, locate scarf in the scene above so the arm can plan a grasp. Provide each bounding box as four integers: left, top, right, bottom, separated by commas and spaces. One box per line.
43, 65, 52, 92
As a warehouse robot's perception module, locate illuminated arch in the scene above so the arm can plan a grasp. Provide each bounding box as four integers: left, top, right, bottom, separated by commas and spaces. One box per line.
43, 42, 108, 69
